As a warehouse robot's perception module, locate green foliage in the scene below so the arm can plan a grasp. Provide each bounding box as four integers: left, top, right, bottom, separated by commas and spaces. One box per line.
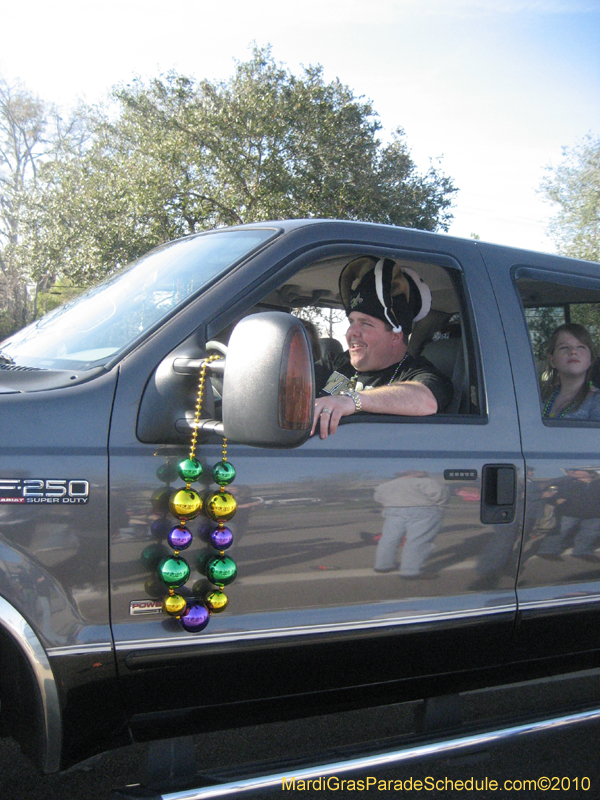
34, 277, 86, 318
2, 47, 457, 336
524, 306, 566, 363
0, 78, 47, 335
540, 134, 600, 262
571, 303, 600, 345
0, 77, 90, 336
293, 306, 347, 339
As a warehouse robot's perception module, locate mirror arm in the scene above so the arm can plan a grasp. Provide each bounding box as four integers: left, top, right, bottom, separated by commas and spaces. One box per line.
175, 417, 225, 436
173, 358, 226, 376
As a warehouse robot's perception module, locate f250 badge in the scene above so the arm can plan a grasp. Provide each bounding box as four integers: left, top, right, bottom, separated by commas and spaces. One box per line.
0, 479, 90, 504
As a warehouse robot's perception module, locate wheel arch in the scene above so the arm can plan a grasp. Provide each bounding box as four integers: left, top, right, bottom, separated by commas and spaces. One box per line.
0, 595, 62, 773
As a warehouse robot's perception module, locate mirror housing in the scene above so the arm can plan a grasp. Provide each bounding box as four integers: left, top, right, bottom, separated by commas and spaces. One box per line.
137, 340, 216, 445
222, 312, 314, 448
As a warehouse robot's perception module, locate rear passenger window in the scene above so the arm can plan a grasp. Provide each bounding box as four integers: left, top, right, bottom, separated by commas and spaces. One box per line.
515, 270, 600, 424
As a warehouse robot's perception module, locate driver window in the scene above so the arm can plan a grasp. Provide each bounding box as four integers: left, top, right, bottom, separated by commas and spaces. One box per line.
211, 252, 483, 419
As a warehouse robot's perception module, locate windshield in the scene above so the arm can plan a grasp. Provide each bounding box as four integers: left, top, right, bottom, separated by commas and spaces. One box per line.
0, 229, 276, 370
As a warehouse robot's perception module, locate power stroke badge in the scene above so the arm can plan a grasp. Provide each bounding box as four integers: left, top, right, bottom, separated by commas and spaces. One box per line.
0, 479, 90, 504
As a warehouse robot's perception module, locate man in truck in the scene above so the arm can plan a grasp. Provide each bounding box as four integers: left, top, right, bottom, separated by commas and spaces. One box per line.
311, 256, 453, 439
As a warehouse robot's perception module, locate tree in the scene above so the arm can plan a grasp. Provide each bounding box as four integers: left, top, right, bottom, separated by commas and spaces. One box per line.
293, 306, 347, 339
0, 77, 89, 336
540, 134, 600, 262
5, 48, 457, 337
0, 78, 48, 335
26, 47, 456, 292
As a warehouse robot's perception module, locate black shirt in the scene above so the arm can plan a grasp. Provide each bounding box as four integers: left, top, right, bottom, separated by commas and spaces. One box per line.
317, 351, 453, 413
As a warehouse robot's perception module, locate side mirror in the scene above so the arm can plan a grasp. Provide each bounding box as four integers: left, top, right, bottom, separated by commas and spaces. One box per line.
222, 312, 314, 448
137, 339, 216, 445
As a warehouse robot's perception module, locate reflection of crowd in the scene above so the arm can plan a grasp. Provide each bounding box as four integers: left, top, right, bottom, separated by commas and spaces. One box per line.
470, 469, 541, 590
267, 321, 600, 584
537, 469, 600, 561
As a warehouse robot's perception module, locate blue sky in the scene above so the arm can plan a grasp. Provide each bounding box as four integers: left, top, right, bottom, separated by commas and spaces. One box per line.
1, 0, 599, 252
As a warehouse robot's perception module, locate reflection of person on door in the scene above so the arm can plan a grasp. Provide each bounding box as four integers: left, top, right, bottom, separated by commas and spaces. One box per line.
538, 469, 600, 561
373, 471, 449, 579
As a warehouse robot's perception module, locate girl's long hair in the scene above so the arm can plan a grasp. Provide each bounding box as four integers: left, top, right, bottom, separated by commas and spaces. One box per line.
541, 323, 597, 409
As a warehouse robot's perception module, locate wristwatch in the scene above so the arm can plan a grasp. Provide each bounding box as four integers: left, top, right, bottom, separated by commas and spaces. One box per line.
339, 389, 362, 413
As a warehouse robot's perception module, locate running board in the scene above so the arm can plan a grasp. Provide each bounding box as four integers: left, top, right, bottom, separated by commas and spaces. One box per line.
113, 705, 600, 800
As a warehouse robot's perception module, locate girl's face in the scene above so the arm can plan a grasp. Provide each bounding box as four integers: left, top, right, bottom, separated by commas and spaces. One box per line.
549, 331, 592, 380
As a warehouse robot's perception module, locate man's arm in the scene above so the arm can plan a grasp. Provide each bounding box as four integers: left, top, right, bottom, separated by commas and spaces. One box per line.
311, 381, 438, 439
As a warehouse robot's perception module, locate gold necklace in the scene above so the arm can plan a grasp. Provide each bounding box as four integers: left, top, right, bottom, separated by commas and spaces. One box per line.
350, 352, 409, 389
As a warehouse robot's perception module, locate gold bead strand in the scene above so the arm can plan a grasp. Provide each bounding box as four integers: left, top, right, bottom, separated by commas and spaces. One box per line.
189, 354, 222, 464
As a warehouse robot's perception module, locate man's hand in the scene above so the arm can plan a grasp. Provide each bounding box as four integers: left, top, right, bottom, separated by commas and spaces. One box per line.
311, 395, 356, 439
311, 381, 438, 439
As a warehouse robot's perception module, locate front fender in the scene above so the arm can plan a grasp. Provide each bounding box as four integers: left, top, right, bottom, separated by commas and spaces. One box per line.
0, 595, 62, 773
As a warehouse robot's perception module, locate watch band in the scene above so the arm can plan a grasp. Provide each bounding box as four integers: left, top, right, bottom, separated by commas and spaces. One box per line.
339, 389, 362, 413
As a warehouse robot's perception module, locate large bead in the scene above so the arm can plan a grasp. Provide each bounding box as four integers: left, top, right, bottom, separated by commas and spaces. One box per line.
162, 593, 187, 617
206, 589, 228, 613
157, 555, 190, 588
206, 555, 237, 585
210, 525, 234, 550
181, 602, 210, 633
169, 488, 202, 520
212, 461, 236, 486
204, 491, 237, 522
178, 458, 204, 483
167, 525, 193, 551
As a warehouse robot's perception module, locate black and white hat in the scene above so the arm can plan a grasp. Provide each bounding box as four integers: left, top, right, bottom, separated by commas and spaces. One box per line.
339, 256, 431, 335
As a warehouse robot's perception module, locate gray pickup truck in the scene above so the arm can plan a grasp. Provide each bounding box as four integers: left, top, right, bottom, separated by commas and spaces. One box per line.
1, 219, 600, 794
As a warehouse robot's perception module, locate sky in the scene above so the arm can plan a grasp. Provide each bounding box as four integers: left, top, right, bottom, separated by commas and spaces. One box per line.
1, 0, 599, 254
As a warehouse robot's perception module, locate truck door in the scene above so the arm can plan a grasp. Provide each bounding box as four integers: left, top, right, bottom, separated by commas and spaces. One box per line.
478, 244, 600, 661
108, 223, 525, 730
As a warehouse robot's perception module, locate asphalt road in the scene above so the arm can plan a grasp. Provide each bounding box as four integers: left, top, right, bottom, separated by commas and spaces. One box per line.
1, 692, 599, 800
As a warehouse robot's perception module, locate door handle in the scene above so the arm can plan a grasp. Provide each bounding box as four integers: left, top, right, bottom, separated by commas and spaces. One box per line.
481, 464, 516, 524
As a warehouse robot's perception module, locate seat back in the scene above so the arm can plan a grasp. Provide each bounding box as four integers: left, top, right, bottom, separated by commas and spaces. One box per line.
422, 334, 466, 414
319, 337, 344, 360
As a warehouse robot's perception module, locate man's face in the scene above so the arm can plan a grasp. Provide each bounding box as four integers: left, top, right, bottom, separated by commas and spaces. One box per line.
345, 311, 405, 372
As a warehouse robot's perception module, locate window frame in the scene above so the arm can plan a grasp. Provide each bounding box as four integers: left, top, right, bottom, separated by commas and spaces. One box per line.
208, 243, 488, 423
514, 266, 600, 427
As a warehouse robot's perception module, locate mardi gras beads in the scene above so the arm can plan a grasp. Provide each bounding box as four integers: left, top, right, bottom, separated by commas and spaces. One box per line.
156, 355, 238, 633
203, 437, 238, 613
